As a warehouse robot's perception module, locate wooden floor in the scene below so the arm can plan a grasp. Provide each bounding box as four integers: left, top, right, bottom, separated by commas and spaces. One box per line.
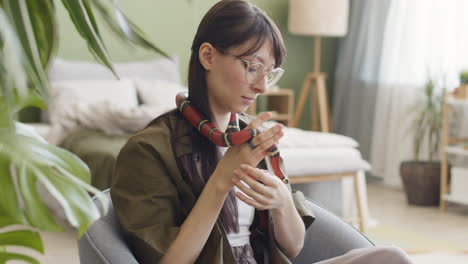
366, 183, 468, 253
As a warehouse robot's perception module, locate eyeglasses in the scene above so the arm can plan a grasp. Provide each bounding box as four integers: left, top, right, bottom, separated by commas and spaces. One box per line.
219, 50, 284, 88
237, 58, 284, 88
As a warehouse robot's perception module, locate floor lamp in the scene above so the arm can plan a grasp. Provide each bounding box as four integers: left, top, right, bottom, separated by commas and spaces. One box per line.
288, 0, 349, 132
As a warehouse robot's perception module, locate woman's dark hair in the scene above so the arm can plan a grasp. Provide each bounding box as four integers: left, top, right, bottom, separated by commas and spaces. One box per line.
187, 0, 286, 233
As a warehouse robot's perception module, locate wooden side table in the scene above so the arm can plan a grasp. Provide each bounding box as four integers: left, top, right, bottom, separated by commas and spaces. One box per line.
245, 89, 294, 126
440, 91, 468, 211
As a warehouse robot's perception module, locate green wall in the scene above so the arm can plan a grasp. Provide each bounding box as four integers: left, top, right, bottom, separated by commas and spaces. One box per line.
26, 0, 339, 129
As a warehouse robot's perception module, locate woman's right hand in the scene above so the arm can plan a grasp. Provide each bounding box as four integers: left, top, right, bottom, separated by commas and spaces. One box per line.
210, 112, 284, 193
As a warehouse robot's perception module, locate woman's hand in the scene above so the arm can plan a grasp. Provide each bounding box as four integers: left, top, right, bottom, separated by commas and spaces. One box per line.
211, 112, 284, 193
231, 164, 292, 213
232, 164, 305, 258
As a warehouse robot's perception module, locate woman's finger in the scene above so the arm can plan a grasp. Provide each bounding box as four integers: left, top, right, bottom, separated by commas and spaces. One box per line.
232, 174, 269, 204
246, 112, 272, 130
249, 123, 283, 147
234, 169, 268, 195
240, 164, 279, 186
252, 131, 284, 156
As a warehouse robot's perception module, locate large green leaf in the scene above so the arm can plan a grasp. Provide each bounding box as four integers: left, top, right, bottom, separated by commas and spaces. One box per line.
0, 157, 27, 227
413, 110, 427, 160
0, 124, 109, 237
2, 0, 51, 99
0, 9, 27, 95
0, 230, 43, 253
18, 163, 63, 231
13, 123, 90, 182
0, 7, 29, 127
11, 89, 46, 115
60, 0, 117, 77
91, 0, 169, 58
0, 8, 45, 132
25, 0, 58, 69
33, 165, 103, 237
0, 251, 39, 264
0, 94, 13, 129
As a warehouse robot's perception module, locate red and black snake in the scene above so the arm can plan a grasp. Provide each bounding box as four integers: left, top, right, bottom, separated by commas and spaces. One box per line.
176, 92, 288, 184
176, 92, 290, 237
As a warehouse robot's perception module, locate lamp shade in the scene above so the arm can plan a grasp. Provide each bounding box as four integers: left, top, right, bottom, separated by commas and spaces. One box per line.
288, 0, 349, 37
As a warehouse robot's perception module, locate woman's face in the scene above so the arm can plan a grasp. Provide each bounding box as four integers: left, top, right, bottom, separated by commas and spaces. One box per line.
203, 40, 276, 116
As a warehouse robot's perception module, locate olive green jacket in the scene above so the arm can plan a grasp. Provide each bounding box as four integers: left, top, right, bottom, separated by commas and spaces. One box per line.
111, 109, 315, 264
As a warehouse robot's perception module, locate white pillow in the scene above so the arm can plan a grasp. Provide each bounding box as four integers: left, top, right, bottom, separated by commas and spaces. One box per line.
48, 57, 181, 84
135, 79, 187, 110
46, 79, 138, 144
50, 79, 138, 108
62, 102, 170, 136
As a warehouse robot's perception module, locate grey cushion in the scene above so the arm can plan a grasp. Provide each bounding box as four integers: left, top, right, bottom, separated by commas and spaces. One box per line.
291, 201, 374, 263
78, 190, 137, 264
78, 190, 373, 264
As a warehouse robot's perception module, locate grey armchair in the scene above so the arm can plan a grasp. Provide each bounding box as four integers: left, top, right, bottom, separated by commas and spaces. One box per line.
78, 189, 374, 264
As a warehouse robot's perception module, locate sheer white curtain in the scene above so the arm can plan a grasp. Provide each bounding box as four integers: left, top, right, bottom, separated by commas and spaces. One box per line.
333, 0, 468, 187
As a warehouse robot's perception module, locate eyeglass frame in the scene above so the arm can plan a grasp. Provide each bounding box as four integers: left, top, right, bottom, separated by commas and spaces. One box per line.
220, 51, 285, 88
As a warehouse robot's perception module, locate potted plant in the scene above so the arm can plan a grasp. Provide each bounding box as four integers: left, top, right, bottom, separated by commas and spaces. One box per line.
400, 79, 445, 206
460, 71, 468, 84
0, 0, 169, 262
454, 71, 468, 99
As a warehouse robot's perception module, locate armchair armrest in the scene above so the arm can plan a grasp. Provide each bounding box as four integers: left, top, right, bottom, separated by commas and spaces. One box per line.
291, 199, 374, 263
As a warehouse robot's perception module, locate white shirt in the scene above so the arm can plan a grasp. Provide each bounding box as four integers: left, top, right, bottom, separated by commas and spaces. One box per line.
227, 185, 256, 247
196, 146, 255, 247
218, 146, 255, 247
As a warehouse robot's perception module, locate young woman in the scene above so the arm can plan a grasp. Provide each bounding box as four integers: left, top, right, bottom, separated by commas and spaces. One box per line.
111, 1, 413, 263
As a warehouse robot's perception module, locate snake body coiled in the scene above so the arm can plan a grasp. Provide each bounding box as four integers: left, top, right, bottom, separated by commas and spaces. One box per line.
176, 92, 288, 184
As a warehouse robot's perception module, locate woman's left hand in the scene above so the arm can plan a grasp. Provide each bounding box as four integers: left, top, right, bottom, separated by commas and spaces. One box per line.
232, 164, 292, 213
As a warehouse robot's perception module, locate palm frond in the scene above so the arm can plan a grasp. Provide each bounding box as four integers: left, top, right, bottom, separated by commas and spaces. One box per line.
2, 0, 52, 99
90, 0, 170, 58
60, 0, 117, 77
26, 0, 58, 70
0, 7, 28, 113
406, 79, 444, 160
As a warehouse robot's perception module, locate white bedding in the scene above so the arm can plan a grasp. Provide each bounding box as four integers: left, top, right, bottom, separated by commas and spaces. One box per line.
276, 126, 359, 149
281, 147, 371, 176
48, 107, 364, 151
46, 101, 173, 145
